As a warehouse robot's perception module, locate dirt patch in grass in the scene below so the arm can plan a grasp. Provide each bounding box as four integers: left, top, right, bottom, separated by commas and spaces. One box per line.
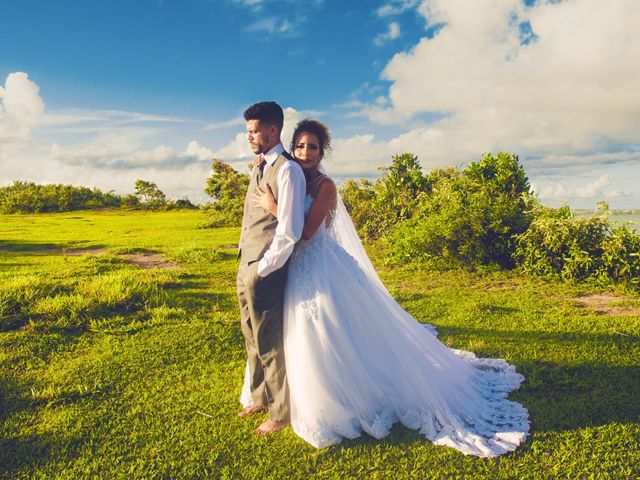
121, 253, 181, 270
574, 293, 640, 316
0, 246, 180, 269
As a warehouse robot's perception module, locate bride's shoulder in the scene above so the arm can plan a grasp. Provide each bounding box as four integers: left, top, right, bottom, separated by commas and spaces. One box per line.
315, 176, 337, 204
317, 175, 336, 192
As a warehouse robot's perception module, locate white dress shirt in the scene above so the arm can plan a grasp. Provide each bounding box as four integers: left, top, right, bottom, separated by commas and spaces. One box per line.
256, 143, 306, 277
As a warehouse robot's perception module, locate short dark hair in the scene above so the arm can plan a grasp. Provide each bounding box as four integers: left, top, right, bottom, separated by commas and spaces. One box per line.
291, 119, 332, 158
243, 101, 284, 130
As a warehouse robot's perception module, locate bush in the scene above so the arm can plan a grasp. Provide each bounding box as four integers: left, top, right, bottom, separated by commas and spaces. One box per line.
340, 153, 429, 240
202, 159, 250, 227
0, 181, 121, 213
515, 203, 640, 289
386, 152, 534, 267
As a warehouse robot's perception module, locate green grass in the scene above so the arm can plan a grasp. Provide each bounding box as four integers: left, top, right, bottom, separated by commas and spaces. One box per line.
1, 210, 639, 479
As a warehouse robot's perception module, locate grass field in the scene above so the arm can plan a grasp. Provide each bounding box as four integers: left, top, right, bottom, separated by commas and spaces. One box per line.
1, 210, 639, 479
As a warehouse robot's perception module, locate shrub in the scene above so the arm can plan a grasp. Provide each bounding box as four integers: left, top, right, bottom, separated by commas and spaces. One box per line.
203, 159, 250, 227
0, 181, 121, 213
340, 153, 428, 240
387, 152, 534, 267
515, 203, 640, 289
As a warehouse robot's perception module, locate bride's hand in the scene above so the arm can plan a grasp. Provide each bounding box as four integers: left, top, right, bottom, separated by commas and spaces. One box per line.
252, 184, 278, 217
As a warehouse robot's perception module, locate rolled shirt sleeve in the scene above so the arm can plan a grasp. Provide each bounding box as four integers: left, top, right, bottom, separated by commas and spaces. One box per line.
256, 160, 306, 277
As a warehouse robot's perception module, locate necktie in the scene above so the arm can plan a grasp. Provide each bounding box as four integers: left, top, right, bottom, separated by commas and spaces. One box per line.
257, 155, 267, 182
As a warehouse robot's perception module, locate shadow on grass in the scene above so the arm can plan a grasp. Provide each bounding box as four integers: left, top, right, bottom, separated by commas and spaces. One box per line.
168, 274, 238, 312
0, 240, 107, 253
0, 429, 90, 478
438, 325, 640, 433
0, 263, 36, 268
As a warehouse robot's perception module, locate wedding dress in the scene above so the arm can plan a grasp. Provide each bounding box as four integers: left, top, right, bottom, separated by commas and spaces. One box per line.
241, 194, 529, 458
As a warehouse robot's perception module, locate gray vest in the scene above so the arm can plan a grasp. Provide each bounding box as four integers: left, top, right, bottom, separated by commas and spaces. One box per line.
238, 151, 294, 265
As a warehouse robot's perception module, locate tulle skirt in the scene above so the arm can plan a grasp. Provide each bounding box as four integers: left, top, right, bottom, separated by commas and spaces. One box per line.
279, 227, 528, 457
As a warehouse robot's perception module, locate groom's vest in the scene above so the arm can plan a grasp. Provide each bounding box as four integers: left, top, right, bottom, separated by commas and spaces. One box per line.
238, 151, 294, 265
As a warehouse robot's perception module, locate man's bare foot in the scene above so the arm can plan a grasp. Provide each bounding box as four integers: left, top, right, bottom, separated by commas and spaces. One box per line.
255, 419, 289, 435
237, 405, 268, 417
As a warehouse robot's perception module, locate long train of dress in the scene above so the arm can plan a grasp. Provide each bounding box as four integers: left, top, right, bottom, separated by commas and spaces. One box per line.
241, 196, 529, 457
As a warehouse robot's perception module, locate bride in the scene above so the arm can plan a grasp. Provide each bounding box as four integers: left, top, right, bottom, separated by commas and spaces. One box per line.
241, 119, 529, 458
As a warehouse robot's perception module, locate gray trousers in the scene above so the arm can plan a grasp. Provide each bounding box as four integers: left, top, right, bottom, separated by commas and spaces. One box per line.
236, 260, 290, 422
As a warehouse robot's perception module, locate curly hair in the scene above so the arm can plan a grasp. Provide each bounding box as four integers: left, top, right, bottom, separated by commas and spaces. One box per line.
290, 119, 332, 158
243, 101, 284, 129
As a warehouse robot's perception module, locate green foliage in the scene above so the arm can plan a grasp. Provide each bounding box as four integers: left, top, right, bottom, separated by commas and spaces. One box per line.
515, 203, 640, 289
0, 180, 195, 213
339, 178, 377, 236
169, 197, 198, 210
0, 180, 121, 213
340, 153, 428, 240
120, 193, 141, 209
203, 159, 250, 227
387, 152, 533, 267
134, 179, 167, 210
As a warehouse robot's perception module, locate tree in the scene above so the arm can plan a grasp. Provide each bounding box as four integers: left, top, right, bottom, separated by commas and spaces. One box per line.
134, 179, 167, 210
203, 159, 250, 227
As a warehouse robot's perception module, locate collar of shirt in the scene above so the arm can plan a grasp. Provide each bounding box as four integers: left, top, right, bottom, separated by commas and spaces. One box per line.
263, 143, 285, 166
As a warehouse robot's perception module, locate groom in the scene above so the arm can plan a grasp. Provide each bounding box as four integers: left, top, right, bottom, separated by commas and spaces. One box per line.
236, 101, 306, 434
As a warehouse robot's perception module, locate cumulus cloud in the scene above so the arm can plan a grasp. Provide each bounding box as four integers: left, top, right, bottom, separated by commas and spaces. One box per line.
325, 134, 394, 176
374, 22, 401, 46
356, 0, 640, 174
183, 140, 215, 161
50, 137, 212, 170
532, 175, 632, 204
0, 72, 45, 153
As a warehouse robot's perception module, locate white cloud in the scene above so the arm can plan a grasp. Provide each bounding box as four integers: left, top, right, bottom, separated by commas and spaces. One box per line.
374, 22, 401, 46
183, 140, 215, 162
0, 72, 45, 153
354, 0, 640, 176
324, 134, 395, 176
376, 0, 419, 17
50, 136, 212, 170
532, 175, 633, 203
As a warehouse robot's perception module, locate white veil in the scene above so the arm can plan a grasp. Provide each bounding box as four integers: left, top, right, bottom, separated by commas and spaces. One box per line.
320, 165, 384, 287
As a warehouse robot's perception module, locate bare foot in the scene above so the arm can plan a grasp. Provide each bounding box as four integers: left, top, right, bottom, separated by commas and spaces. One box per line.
237, 405, 268, 417
255, 419, 289, 435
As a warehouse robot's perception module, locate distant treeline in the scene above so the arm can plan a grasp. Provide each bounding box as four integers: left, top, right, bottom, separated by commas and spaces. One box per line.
575, 209, 640, 215
205, 152, 640, 291
0, 180, 197, 214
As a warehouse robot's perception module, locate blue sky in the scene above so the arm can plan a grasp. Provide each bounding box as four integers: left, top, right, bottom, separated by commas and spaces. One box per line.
1, 0, 639, 208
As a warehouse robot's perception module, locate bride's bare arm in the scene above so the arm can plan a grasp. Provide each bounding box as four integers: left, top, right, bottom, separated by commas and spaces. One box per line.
253, 179, 337, 240
252, 184, 278, 217
302, 179, 337, 240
